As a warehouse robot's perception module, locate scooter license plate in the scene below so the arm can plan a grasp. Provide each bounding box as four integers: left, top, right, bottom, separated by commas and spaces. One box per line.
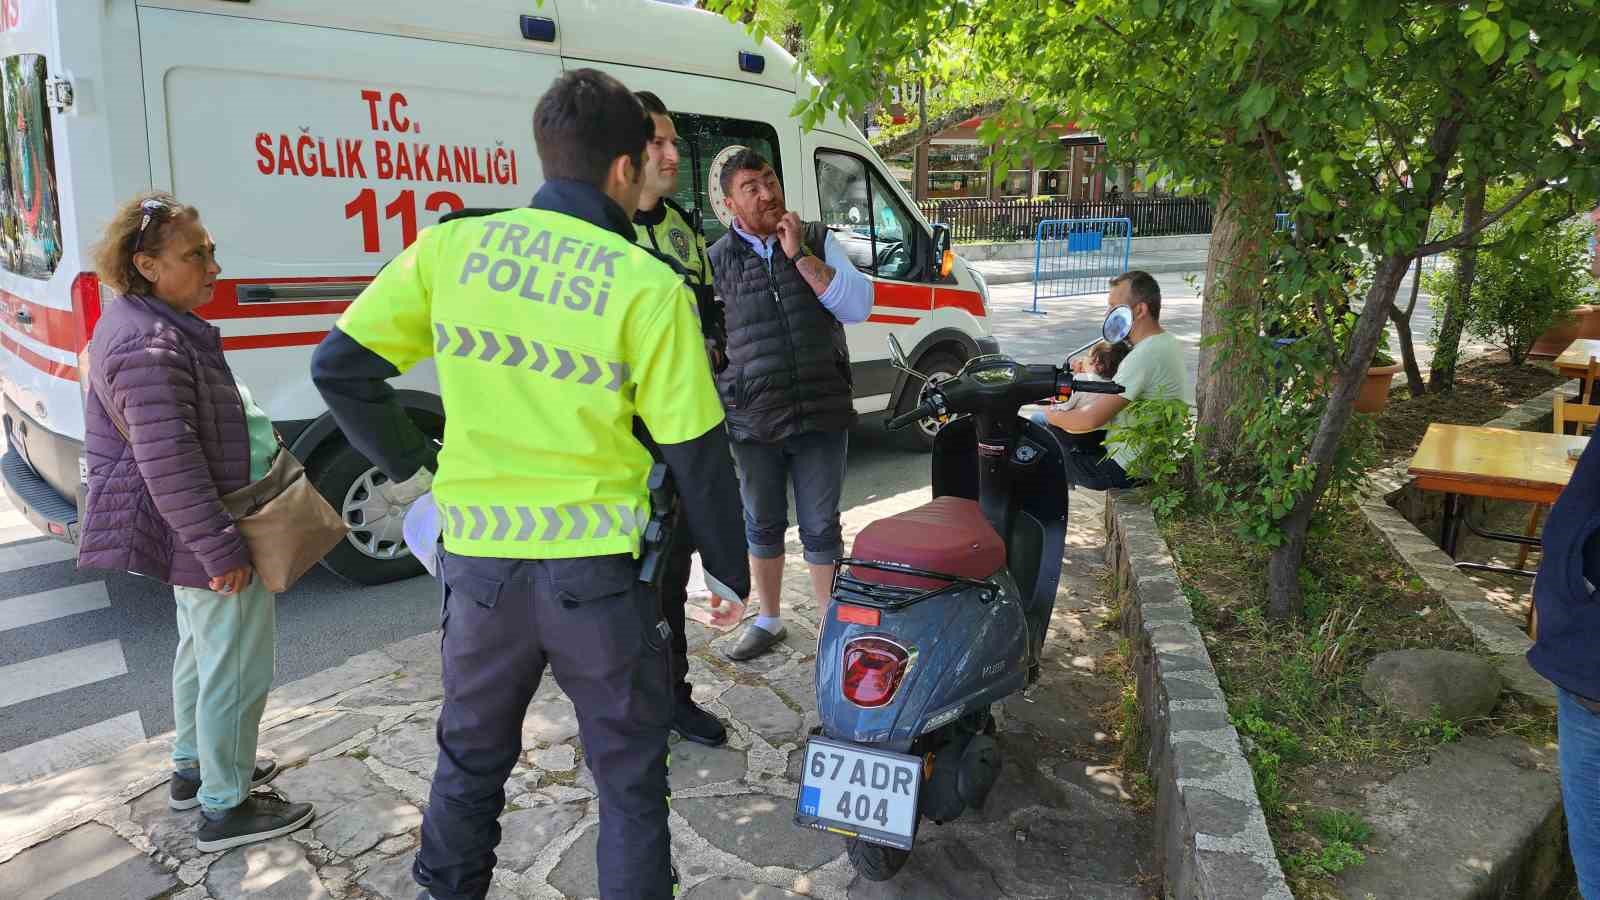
794, 737, 922, 850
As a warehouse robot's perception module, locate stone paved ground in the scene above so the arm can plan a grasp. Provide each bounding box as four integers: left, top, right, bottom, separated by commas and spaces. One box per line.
0, 489, 1155, 900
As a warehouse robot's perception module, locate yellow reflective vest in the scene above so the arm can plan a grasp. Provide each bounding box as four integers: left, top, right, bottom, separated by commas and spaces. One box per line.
336, 204, 725, 560
634, 198, 710, 289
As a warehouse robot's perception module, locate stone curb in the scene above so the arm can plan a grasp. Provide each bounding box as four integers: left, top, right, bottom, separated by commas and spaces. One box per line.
1356, 379, 1575, 711
1103, 491, 1293, 900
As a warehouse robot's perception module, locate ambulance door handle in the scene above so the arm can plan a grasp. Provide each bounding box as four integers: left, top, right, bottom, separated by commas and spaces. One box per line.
520, 16, 557, 42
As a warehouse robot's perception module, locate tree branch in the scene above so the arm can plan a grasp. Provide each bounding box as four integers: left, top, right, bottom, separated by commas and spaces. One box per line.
1414, 178, 1548, 256
1259, 123, 1294, 195
870, 100, 1007, 157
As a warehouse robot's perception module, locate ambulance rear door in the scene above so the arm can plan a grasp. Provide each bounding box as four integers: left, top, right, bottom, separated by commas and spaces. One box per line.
135, 0, 564, 424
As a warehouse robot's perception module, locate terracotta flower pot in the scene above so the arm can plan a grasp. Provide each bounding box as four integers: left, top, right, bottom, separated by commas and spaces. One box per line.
1530, 306, 1595, 359
1354, 364, 1402, 413
1578, 305, 1600, 339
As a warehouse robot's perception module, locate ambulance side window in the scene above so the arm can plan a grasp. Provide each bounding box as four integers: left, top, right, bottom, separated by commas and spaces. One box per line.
0, 55, 62, 279
669, 113, 781, 245
814, 150, 917, 281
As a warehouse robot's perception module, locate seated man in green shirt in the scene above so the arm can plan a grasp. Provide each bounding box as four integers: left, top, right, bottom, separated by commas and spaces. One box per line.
1042, 270, 1193, 489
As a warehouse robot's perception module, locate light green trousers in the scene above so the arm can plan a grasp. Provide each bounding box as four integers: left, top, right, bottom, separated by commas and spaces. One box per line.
170, 578, 277, 812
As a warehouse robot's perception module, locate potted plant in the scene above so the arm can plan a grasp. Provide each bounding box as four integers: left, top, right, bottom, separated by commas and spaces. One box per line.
1330, 314, 1401, 413
1356, 338, 1402, 413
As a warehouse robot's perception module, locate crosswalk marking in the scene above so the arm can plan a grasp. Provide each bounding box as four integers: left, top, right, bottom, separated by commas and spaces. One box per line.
0, 583, 110, 633
0, 711, 145, 790
0, 640, 128, 708
0, 538, 76, 575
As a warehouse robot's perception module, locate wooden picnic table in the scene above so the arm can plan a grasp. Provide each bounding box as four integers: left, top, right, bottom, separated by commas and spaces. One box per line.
1410, 423, 1588, 636
1408, 423, 1586, 578
1555, 339, 1600, 397
1410, 423, 1586, 504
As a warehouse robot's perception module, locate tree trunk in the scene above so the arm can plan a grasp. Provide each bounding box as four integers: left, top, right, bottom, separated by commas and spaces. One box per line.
1428, 178, 1487, 393
1388, 256, 1427, 397
1267, 254, 1412, 620
1195, 166, 1273, 474
912, 78, 930, 203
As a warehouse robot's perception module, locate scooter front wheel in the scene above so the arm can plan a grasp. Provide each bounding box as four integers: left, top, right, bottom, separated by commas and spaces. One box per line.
847, 838, 911, 882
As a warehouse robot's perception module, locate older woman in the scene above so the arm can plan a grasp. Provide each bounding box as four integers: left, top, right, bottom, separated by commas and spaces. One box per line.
78, 193, 314, 852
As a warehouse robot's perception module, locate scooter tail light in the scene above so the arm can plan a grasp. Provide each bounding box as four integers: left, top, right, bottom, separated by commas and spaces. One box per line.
841, 636, 910, 709
836, 604, 879, 626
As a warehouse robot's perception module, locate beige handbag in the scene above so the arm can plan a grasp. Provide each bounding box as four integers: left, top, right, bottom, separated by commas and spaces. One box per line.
93, 381, 349, 593
217, 445, 350, 593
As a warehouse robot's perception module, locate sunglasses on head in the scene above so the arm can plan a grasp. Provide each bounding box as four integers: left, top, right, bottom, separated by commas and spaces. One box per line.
132, 198, 173, 253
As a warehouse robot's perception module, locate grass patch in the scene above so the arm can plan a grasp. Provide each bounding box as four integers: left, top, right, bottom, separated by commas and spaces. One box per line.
1099, 570, 1156, 810
1160, 500, 1555, 897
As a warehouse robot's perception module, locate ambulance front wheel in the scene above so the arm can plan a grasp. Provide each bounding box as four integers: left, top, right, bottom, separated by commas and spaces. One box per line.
893, 350, 964, 452
310, 440, 427, 585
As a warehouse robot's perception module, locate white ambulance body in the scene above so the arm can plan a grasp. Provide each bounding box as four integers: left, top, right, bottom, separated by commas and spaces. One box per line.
0, 0, 997, 584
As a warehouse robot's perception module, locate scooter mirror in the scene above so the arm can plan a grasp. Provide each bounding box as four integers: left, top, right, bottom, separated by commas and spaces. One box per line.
1103, 305, 1135, 345
887, 333, 910, 370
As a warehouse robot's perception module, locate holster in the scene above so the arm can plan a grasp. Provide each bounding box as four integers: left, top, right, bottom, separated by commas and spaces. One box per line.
692, 282, 729, 373
637, 463, 680, 590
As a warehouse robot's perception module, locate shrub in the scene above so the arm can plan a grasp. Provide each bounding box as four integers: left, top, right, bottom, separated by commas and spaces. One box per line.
1427, 201, 1594, 366
1108, 398, 1194, 517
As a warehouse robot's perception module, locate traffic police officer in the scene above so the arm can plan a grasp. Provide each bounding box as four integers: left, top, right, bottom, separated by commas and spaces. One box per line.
310, 69, 751, 900
630, 90, 730, 747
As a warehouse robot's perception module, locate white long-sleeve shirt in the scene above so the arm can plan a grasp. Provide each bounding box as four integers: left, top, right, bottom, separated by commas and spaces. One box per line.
731, 222, 873, 325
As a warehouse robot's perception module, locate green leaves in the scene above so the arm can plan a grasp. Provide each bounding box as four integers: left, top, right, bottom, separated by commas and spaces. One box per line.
1460, 7, 1505, 63
1364, 28, 1389, 57
1343, 59, 1369, 89
1239, 82, 1278, 125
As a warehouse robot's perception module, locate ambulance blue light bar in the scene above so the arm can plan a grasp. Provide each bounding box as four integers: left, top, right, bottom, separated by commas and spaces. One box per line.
520, 16, 557, 42
739, 51, 765, 74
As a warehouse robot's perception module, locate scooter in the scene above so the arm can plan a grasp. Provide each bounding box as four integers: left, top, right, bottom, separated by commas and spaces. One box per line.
794, 307, 1133, 882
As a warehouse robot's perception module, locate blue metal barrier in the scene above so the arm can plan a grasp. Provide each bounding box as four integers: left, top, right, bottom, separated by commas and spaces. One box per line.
1028, 217, 1132, 314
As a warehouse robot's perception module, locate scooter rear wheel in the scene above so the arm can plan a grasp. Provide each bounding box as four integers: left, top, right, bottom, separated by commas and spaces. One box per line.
847, 838, 911, 882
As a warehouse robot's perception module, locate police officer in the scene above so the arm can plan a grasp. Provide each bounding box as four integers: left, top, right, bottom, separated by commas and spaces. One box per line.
310, 69, 750, 900
630, 90, 730, 747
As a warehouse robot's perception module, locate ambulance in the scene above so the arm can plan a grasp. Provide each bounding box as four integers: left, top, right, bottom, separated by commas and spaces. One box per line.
0, 0, 998, 584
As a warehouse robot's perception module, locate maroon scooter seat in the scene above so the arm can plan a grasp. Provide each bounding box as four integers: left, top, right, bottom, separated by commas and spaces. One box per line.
846, 496, 1006, 590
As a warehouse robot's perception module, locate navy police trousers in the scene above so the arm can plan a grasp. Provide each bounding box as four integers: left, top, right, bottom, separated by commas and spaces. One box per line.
413, 551, 675, 900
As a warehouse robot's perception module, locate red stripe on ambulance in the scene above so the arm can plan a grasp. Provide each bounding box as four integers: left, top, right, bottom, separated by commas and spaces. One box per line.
872, 282, 932, 311
934, 288, 986, 318
0, 331, 78, 382
220, 331, 330, 351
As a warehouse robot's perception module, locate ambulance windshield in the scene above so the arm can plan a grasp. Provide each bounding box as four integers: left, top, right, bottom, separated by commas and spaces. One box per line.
0, 55, 62, 280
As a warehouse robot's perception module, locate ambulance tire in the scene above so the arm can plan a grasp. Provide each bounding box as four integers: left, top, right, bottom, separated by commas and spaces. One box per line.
893, 350, 964, 452
310, 440, 426, 585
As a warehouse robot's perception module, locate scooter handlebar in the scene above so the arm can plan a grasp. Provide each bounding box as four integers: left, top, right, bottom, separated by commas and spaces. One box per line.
886, 400, 939, 431
1066, 379, 1126, 394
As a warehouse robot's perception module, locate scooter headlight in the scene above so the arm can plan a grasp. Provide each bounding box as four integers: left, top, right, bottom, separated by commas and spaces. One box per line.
841, 636, 910, 709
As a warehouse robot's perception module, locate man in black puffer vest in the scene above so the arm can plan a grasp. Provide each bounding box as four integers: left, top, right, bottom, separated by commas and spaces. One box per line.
708, 148, 872, 661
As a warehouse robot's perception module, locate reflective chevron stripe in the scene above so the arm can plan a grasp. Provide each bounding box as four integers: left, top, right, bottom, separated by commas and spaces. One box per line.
437, 502, 645, 543
434, 324, 629, 392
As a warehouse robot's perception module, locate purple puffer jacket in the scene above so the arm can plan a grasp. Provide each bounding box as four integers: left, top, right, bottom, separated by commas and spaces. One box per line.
78, 294, 253, 588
